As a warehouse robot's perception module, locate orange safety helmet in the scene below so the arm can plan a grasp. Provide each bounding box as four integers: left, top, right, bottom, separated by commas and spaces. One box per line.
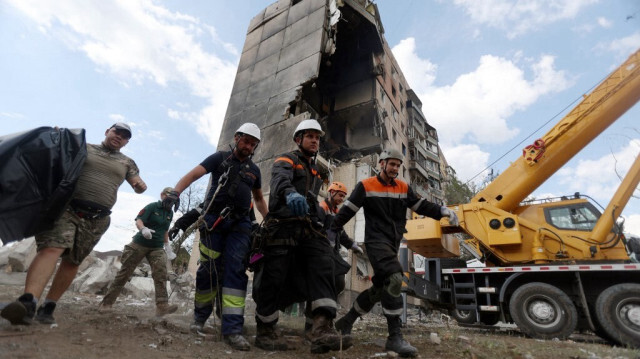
328, 181, 347, 194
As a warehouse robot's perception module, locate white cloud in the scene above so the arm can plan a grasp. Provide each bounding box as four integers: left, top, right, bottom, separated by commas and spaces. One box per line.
389, 38, 437, 92
557, 139, 640, 203
597, 17, 611, 28
108, 114, 125, 122
626, 214, 640, 237
393, 38, 571, 147
392, 37, 572, 179
454, 0, 598, 38
0, 112, 26, 119
599, 32, 640, 60
6, 0, 238, 146
441, 143, 490, 184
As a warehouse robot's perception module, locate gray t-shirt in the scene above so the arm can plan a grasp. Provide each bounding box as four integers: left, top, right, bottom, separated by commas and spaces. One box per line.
72, 143, 139, 209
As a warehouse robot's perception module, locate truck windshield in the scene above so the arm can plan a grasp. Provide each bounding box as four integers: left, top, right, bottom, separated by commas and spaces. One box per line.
546, 205, 599, 231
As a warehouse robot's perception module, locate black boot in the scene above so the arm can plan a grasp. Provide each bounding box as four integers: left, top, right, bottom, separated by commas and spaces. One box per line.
334, 308, 359, 335
35, 301, 57, 324
1, 293, 36, 325
255, 322, 288, 351
385, 315, 418, 358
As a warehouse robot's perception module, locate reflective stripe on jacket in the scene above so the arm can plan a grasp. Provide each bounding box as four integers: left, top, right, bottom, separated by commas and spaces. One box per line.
332, 175, 443, 244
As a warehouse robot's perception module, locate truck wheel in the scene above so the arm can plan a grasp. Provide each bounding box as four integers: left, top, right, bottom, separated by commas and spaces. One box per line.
594, 283, 640, 348
509, 282, 577, 339
449, 309, 476, 324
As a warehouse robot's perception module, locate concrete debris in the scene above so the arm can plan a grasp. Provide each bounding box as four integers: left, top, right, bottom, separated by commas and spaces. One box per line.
0, 242, 194, 300
71, 256, 119, 294
429, 332, 441, 344
7, 237, 36, 272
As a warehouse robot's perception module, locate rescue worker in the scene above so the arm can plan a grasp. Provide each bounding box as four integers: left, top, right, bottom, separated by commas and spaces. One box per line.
165, 123, 268, 351
1, 123, 146, 325
303, 181, 363, 338
253, 119, 346, 354
99, 187, 177, 316
329, 147, 459, 358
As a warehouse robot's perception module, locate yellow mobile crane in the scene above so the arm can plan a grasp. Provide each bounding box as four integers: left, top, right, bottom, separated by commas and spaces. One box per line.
404, 49, 640, 347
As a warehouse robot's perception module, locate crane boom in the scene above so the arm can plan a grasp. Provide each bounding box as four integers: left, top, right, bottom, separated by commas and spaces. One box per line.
472, 49, 640, 212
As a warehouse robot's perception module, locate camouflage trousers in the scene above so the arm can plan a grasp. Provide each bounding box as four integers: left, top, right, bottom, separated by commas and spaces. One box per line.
35, 209, 111, 266
102, 242, 169, 305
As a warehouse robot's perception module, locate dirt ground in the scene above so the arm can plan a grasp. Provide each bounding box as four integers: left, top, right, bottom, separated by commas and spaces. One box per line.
1, 273, 639, 359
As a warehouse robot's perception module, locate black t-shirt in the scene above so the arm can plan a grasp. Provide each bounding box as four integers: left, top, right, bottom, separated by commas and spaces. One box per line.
200, 151, 261, 212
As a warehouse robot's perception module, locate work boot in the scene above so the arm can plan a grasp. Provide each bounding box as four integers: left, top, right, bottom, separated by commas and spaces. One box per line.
190, 320, 204, 333
309, 314, 346, 354
385, 315, 418, 358
224, 333, 251, 351
254, 323, 288, 351
35, 302, 57, 324
303, 321, 313, 341
155, 302, 178, 317
1, 293, 36, 325
334, 309, 358, 335
385, 335, 418, 358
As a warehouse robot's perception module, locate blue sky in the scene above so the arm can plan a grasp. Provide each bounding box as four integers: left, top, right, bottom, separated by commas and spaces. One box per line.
1, 0, 639, 251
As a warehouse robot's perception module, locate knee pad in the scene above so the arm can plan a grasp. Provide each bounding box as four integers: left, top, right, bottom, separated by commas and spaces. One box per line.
367, 285, 384, 303
384, 272, 403, 297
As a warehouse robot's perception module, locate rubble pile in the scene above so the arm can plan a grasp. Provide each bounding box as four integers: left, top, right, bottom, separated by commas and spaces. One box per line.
0, 238, 194, 300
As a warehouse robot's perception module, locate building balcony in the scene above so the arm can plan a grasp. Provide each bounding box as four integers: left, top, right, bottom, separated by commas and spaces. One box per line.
409, 138, 440, 165
410, 182, 430, 199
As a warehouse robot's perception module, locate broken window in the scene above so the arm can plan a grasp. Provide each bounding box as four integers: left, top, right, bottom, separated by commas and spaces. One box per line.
380, 88, 386, 104
392, 86, 397, 98
392, 128, 397, 141
402, 143, 406, 155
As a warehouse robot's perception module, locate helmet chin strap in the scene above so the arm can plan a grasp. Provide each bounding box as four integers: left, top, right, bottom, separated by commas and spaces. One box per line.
234, 135, 258, 159
296, 132, 318, 159
382, 161, 398, 179
329, 191, 337, 205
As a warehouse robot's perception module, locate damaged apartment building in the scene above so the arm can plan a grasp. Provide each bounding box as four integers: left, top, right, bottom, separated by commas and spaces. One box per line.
216, 0, 447, 300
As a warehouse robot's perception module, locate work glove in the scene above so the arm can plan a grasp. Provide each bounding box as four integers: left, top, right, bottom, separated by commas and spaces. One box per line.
441, 206, 459, 226
163, 190, 180, 212
286, 192, 309, 216
351, 243, 364, 255
167, 227, 180, 241
140, 227, 155, 239
164, 242, 177, 260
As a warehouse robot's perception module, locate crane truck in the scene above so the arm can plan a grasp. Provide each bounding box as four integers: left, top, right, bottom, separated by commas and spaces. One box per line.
403, 49, 640, 347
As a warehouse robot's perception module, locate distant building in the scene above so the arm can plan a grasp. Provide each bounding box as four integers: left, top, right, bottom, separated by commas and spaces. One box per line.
218, 0, 448, 303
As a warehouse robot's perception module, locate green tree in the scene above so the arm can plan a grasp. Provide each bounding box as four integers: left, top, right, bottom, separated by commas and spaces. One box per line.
445, 173, 475, 205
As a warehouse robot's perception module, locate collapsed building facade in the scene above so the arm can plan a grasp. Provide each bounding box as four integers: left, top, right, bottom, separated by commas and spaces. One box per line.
217, 0, 448, 300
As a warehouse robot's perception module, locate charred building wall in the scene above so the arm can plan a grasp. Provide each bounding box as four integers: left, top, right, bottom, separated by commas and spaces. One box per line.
218, 0, 446, 297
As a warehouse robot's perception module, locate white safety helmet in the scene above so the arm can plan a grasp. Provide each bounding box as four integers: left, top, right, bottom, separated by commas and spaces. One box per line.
293, 119, 324, 141
235, 122, 261, 141
379, 147, 404, 163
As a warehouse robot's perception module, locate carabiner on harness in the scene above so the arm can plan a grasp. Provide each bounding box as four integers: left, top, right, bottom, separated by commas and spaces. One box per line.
207, 206, 232, 232
218, 166, 230, 188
